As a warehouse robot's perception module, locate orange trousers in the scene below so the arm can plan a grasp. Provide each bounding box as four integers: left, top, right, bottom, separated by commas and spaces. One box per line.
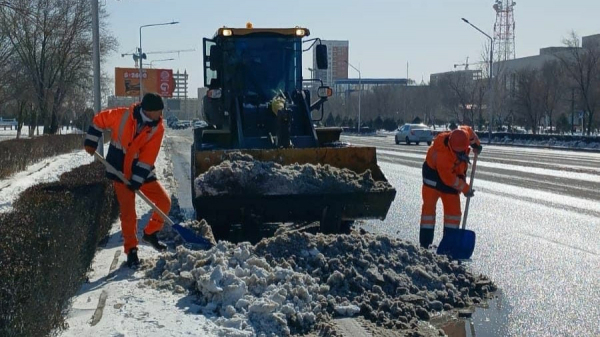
420, 185, 462, 231
113, 181, 171, 254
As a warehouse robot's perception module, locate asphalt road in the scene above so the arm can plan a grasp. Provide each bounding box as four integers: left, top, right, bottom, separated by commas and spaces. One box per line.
343, 135, 600, 337
166, 128, 599, 336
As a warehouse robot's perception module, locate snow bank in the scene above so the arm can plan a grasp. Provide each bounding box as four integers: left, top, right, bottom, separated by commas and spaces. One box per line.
194, 152, 393, 197
142, 230, 495, 336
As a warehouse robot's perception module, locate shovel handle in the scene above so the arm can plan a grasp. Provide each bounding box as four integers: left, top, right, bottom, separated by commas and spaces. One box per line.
93, 151, 175, 226
461, 151, 478, 230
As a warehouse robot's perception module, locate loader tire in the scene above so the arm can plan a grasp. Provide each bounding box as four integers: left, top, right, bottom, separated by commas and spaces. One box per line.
321, 205, 342, 234
211, 222, 232, 242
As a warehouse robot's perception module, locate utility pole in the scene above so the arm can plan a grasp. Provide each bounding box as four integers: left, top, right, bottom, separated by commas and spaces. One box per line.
91, 0, 103, 156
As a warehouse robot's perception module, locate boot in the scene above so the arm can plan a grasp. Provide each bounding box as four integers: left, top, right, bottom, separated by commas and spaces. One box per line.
419, 228, 434, 249
142, 231, 167, 251
127, 247, 140, 268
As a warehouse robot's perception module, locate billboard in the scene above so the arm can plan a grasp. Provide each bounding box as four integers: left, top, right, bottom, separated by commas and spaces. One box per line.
115, 68, 175, 98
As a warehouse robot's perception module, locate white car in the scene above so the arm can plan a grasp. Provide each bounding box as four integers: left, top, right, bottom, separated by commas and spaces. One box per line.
395, 123, 433, 145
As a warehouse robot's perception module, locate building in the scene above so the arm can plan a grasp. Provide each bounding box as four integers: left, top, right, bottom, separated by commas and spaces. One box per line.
332, 78, 408, 97
165, 98, 199, 120
429, 70, 483, 86
107, 96, 137, 109
312, 40, 349, 86
494, 33, 600, 74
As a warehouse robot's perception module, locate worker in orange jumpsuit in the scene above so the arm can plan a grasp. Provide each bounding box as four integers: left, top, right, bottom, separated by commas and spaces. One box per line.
419, 127, 482, 249
84, 93, 171, 268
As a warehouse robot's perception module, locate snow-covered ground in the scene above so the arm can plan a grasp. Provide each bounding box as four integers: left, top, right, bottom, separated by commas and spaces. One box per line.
1, 132, 499, 336
0, 125, 82, 142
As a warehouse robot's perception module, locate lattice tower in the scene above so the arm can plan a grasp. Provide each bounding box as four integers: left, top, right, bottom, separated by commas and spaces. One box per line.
493, 0, 516, 62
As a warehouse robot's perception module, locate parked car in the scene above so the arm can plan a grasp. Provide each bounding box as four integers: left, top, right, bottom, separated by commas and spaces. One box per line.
395, 123, 433, 145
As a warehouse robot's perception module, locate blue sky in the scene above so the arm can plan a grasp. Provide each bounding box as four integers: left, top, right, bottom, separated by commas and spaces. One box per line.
103, 0, 600, 97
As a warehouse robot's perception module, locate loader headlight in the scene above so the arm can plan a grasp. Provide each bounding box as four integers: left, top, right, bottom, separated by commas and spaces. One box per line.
295, 28, 306, 37
207, 89, 222, 99
222, 29, 233, 36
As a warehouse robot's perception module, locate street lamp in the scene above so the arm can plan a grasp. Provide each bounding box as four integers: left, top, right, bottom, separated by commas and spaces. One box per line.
139, 21, 179, 100
149, 58, 175, 68
345, 60, 361, 133
462, 17, 493, 144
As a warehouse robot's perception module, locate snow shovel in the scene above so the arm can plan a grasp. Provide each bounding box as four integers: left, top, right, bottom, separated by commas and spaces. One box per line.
436, 152, 478, 260
93, 152, 214, 249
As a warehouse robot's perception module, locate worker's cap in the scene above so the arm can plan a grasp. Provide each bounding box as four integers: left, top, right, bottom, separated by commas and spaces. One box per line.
141, 92, 164, 111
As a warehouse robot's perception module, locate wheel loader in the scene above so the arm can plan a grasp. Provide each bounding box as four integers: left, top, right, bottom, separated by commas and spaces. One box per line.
191, 23, 396, 240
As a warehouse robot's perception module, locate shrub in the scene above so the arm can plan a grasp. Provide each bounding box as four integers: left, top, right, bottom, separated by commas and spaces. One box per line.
0, 161, 118, 337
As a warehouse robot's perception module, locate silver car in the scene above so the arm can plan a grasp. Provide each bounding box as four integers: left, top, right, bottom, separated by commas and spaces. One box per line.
395, 123, 433, 145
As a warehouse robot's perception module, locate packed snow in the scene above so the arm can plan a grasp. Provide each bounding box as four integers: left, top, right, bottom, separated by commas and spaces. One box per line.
194, 151, 393, 197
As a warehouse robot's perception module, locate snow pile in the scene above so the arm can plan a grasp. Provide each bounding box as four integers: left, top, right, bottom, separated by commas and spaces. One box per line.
492, 135, 600, 150
194, 152, 393, 196
142, 231, 495, 336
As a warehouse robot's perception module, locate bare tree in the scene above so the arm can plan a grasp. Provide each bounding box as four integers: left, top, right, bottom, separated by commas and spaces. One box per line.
555, 31, 600, 135
513, 68, 544, 133
538, 61, 565, 132
0, 0, 117, 135
436, 71, 486, 128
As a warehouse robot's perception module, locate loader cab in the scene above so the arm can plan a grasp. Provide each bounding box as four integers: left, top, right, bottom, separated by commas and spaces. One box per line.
201, 26, 332, 149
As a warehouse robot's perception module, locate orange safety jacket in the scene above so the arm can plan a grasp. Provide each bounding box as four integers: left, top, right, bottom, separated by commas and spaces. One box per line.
422, 132, 470, 195
84, 103, 164, 188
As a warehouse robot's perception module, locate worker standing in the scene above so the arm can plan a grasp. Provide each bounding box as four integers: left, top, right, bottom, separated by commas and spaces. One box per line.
83, 93, 171, 268
419, 127, 482, 249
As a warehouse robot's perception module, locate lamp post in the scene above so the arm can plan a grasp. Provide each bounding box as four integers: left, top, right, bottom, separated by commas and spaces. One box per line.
91, 0, 102, 155
149, 58, 175, 68
346, 61, 361, 133
462, 17, 493, 144
139, 21, 179, 101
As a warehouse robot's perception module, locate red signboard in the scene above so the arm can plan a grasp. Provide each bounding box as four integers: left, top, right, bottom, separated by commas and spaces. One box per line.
115, 68, 175, 98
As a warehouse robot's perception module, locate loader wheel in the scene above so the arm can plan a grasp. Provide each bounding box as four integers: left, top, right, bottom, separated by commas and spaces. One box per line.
340, 221, 353, 234
211, 222, 232, 242
320, 205, 342, 234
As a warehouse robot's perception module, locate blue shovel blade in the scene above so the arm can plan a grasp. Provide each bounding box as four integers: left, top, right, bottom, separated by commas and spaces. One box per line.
436, 229, 476, 260
172, 223, 214, 249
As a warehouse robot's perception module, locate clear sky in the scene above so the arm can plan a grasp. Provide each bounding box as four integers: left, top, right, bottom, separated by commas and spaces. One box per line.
103, 0, 600, 98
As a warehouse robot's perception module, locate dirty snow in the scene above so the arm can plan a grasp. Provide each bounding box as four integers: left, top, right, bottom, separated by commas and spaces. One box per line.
194, 151, 393, 196
142, 228, 495, 336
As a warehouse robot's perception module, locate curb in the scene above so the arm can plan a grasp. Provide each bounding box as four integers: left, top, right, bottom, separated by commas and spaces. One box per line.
482, 142, 600, 153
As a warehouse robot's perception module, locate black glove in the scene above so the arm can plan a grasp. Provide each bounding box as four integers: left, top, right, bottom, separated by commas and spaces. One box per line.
127, 180, 142, 191
471, 143, 483, 155
464, 189, 475, 198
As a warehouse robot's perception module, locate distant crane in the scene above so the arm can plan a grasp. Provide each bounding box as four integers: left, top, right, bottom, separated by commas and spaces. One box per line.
121, 49, 196, 67
454, 57, 487, 71
454, 57, 470, 70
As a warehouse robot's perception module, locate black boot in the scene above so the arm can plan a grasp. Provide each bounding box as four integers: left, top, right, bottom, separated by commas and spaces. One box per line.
127, 247, 140, 268
142, 231, 167, 251
419, 228, 434, 248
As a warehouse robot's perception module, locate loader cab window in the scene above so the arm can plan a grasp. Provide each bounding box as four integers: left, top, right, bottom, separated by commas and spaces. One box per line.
203, 38, 220, 88
220, 35, 302, 101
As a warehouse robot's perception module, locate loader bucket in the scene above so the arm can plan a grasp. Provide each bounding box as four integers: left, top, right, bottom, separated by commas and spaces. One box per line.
192, 146, 396, 230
